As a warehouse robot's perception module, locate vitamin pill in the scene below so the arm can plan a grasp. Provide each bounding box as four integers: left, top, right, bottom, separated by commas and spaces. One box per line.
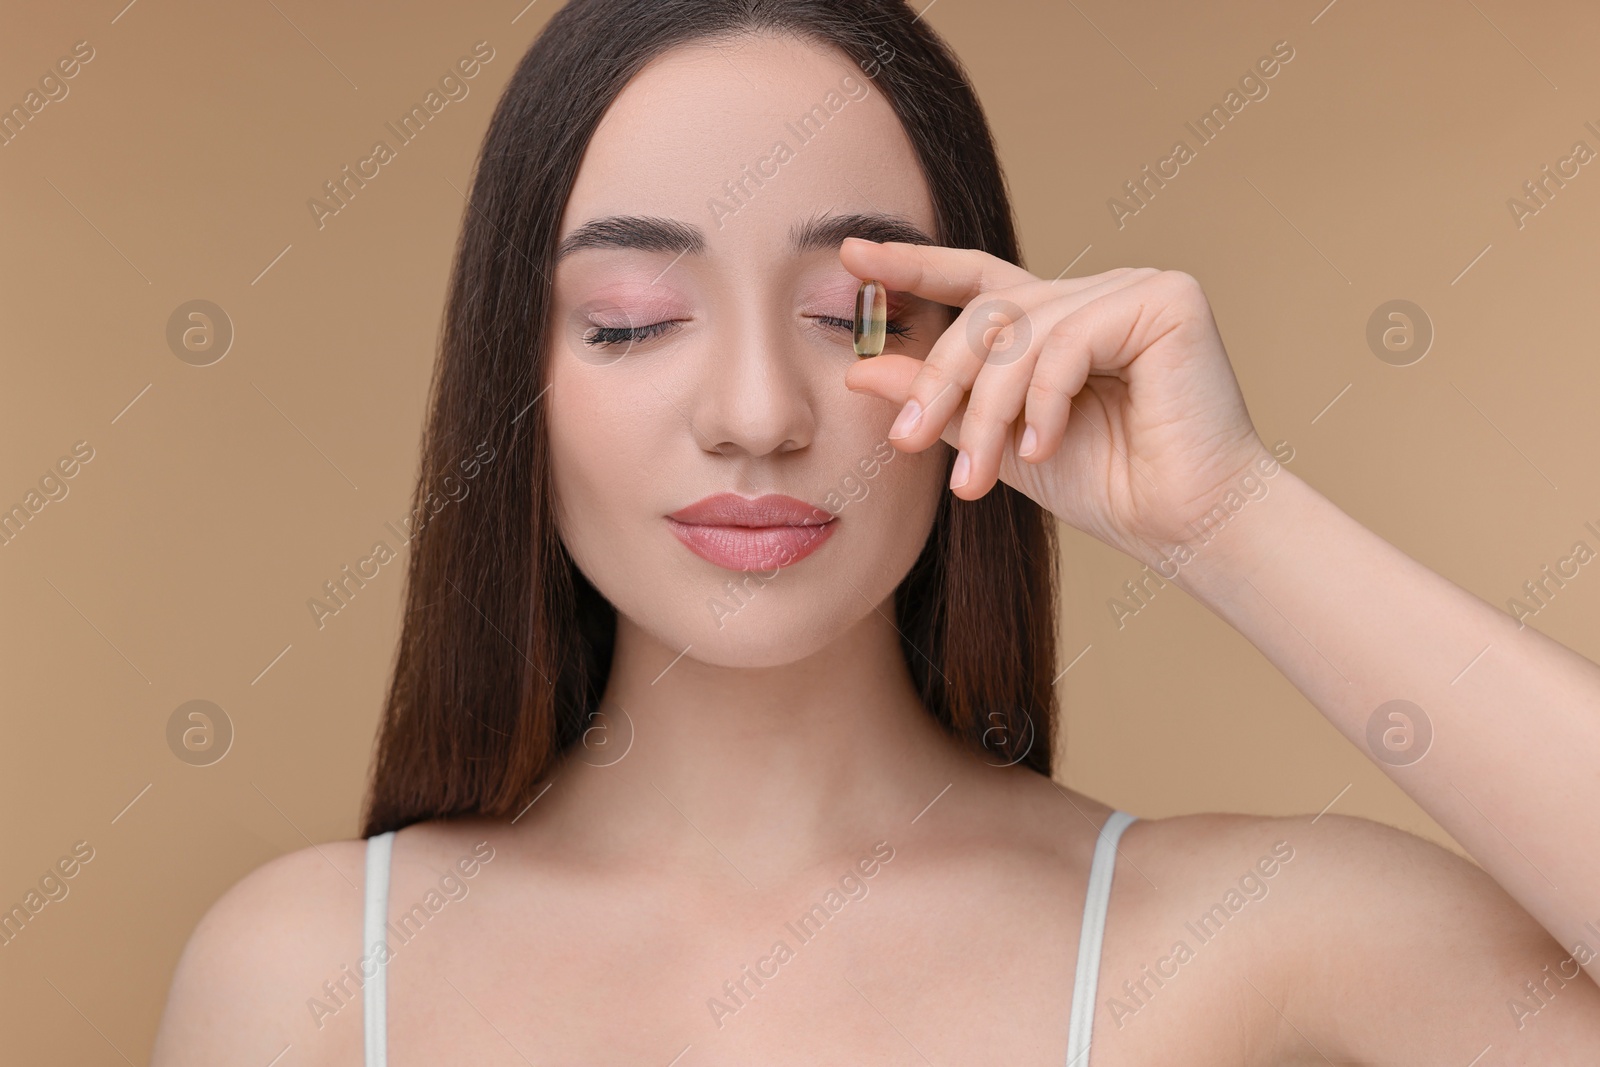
853, 278, 887, 358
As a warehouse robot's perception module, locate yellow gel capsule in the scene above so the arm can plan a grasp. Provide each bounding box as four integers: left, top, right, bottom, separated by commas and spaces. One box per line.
853, 278, 887, 358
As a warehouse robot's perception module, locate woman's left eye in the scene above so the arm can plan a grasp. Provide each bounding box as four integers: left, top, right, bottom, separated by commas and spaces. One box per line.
581, 316, 915, 349
817, 315, 915, 341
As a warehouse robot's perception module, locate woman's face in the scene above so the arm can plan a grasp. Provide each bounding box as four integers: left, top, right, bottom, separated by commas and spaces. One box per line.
545, 32, 950, 668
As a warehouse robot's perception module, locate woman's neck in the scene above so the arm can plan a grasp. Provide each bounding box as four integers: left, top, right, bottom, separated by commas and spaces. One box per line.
521, 602, 985, 881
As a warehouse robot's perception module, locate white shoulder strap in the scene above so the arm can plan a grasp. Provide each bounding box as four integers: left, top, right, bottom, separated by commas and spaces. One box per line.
1065, 809, 1137, 1067
363, 830, 395, 1067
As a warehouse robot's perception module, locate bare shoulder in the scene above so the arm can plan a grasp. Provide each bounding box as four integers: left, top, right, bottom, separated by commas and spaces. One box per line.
1112, 809, 1600, 1065
149, 835, 373, 1067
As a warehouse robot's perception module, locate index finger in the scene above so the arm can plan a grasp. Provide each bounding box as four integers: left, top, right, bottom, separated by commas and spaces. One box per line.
839, 236, 1036, 308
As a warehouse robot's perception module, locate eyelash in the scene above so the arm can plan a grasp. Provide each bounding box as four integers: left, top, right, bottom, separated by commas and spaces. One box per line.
581, 315, 915, 348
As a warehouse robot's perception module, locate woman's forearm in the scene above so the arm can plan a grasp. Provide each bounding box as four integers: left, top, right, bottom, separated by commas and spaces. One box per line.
1159, 465, 1600, 981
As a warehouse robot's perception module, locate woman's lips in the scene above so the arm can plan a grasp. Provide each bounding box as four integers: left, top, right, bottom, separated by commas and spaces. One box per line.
664, 492, 836, 571
665, 518, 835, 571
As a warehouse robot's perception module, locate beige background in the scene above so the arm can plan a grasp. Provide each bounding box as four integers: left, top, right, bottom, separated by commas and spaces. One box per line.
5, 0, 1599, 1059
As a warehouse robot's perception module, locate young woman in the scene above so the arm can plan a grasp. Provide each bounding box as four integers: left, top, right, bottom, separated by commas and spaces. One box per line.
152, 1, 1600, 1063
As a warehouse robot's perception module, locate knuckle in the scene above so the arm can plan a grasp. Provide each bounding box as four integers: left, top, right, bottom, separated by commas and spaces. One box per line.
960, 393, 997, 427
911, 360, 947, 392
1025, 378, 1061, 404
1044, 314, 1085, 345
1158, 268, 1203, 296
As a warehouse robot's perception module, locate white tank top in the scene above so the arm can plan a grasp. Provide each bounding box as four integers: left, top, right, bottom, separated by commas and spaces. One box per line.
361, 809, 1137, 1066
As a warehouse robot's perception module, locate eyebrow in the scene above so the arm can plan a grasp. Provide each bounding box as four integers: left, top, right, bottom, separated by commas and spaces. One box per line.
553, 211, 936, 264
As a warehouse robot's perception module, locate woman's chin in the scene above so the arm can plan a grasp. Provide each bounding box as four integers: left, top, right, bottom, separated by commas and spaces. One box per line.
643, 607, 853, 671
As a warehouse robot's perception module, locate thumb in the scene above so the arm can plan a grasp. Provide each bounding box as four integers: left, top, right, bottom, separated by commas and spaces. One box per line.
844, 352, 967, 457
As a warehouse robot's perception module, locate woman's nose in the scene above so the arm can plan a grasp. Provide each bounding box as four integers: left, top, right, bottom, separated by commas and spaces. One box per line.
687, 314, 816, 460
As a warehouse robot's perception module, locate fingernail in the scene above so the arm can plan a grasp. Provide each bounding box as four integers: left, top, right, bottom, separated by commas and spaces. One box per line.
888, 398, 922, 439
949, 450, 970, 490
1019, 424, 1037, 458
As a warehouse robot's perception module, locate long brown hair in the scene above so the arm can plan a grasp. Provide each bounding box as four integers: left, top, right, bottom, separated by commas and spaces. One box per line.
361, 0, 1060, 837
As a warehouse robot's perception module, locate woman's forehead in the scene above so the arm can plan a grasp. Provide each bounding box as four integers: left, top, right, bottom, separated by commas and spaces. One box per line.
563, 36, 934, 245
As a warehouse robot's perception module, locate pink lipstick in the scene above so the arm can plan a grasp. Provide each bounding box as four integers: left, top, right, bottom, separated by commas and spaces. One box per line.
665, 492, 836, 571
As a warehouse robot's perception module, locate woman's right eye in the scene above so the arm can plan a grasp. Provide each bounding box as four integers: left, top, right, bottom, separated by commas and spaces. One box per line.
582, 321, 680, 347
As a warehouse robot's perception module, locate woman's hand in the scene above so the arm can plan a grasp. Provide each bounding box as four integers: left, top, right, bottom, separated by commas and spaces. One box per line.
840, 237, 1269, 564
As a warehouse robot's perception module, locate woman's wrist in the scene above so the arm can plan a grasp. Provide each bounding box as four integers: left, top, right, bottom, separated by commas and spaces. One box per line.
1124, 453, 1319, 613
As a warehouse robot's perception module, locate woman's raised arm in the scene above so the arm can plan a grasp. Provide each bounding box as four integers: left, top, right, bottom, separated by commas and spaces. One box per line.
839, 237, 1600, 985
